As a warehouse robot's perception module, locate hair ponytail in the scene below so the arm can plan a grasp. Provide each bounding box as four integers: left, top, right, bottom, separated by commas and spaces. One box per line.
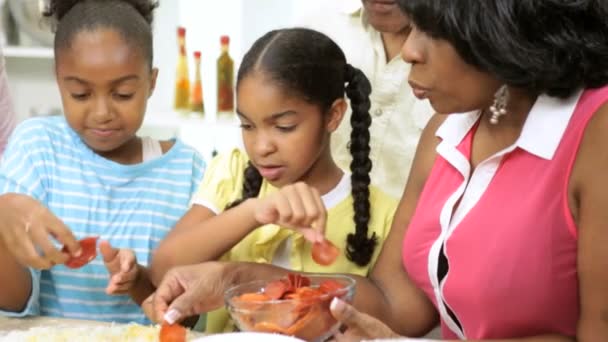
344, 64, 376, 266
225, 162, 263, 210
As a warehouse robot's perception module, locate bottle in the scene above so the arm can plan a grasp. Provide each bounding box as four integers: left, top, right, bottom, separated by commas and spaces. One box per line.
190, 51, 205, 115
174, 26, 190, 112
217, 35, 234, 116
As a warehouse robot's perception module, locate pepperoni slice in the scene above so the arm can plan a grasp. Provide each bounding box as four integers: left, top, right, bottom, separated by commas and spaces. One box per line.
287, 273, 311, 289
311, 239, 339, 266
159, 323, 186, 342
264, 279, 289, 300
318, 279, 345, 294
62, 236, 98, 269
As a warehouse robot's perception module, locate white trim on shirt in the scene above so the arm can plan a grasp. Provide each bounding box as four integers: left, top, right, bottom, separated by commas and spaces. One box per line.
141, 136, 162, 162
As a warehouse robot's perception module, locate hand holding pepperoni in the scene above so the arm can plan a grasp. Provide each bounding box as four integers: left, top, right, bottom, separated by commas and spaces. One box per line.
253, 182, 327, 243
251, 182, 340, 265
0, 193, 81, 270
62, 236, 98, 269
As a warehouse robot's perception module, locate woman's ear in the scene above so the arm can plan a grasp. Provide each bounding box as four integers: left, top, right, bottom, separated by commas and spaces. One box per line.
326, 98, 347, 133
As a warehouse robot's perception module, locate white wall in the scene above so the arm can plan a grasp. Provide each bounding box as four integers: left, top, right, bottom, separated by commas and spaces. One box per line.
4, 57, 59, 121
3, 0, 334, 160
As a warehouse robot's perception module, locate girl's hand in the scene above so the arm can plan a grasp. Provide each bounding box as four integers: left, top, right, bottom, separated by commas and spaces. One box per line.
99, 241, 139, 295
0, 193, 81, 269
330, 298, 402, 342
253, 182, 327, 243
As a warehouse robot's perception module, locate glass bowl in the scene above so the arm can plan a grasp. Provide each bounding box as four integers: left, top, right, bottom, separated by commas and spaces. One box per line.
225, 274, 356, 342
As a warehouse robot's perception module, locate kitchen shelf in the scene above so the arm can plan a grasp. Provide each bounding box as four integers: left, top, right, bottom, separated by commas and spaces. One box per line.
4, 46, 54, 59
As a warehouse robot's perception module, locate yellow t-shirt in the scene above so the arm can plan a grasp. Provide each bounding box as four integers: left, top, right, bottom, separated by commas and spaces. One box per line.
191, 149, 398, 333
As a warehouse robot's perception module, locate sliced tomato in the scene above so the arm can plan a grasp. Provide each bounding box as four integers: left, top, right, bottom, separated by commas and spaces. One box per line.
62, 236, 98, 269
159, 323, 186, 342
311, 239, 339, 266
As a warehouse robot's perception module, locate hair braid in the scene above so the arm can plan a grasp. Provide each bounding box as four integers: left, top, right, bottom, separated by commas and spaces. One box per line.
344, 64, 376, 266
225, 162, 263, 210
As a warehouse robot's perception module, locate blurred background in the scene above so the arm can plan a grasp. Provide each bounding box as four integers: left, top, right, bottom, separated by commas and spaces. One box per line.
1, 0, 331, 160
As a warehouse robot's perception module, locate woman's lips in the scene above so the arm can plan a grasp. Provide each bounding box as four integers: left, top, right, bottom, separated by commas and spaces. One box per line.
412, 88, 429, 100
408, 81, 430, 100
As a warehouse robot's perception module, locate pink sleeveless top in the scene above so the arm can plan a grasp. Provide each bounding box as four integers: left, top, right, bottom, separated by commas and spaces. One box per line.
403, 86, 608, 339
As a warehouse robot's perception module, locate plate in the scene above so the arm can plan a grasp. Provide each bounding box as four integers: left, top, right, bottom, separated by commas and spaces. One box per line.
192, 332, 305, 342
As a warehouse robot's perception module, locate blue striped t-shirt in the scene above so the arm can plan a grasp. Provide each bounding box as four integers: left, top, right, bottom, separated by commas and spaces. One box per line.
0, 116, 205, 324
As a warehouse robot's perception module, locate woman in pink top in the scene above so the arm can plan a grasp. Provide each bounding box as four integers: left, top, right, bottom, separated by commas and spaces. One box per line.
325, 0, 608, 340
0, 46, 16, 156
140, 0, 608, 340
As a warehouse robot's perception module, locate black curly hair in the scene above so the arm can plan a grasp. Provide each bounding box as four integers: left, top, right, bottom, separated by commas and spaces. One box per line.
226, 28, 376, 266
397, 0, 608, 98
43, 0, 158, 68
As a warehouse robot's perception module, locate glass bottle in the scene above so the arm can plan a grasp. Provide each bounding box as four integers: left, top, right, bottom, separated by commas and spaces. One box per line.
217, 35, 234, 116
190, 51, 205, 115
174, 26, 190, 112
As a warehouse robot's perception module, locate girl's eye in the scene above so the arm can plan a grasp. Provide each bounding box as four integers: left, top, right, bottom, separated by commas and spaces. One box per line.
276, 125, 296, 132
239, 123, 253, 130
71, 93, 90, 101
114, 93, 134, 101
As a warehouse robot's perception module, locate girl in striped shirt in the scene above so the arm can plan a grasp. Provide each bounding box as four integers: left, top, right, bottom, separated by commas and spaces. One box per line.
0, 0, 204, 324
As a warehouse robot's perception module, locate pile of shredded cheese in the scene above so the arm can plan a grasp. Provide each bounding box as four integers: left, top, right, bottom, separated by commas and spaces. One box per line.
0, 323, 188, 342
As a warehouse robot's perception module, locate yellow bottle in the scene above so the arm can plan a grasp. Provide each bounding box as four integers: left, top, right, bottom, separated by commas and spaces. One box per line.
174, 27, 190, 112
190, 51, 205, 115
217, 35, 234, 116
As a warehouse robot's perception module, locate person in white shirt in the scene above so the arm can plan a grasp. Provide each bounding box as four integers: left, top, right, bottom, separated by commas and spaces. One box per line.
0, 45, 16, 157
300, 1, 439, 338
299, 0, 433, 199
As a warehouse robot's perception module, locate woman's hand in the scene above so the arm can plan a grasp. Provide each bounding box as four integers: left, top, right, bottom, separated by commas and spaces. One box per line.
99, 241, 139, 295
253, 182, 327, 243
330, 298, 402, 342
0, 193, 81, 269
142, 262, 235, 324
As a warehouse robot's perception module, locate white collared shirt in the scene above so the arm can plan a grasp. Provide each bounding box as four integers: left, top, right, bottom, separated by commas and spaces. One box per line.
299, 1, 433, 198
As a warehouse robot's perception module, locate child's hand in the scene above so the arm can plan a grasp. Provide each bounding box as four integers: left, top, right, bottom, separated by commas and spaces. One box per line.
254, 182, 326, 243
0, 193, 81, 269
99, 240, 139, 295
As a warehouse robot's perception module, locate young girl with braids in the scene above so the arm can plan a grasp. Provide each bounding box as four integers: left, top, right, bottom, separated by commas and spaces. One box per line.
149, 28, 398, 332
0, 0, 204, 324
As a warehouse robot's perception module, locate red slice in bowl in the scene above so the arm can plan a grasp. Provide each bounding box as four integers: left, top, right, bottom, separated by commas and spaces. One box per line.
62, 236, 99, 269
311, 239, 339, 266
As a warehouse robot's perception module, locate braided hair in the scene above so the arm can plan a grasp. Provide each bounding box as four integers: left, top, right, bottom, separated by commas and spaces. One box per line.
43, 0, 158, 68
229, 28, 376, 266
344, 64, 376, 266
